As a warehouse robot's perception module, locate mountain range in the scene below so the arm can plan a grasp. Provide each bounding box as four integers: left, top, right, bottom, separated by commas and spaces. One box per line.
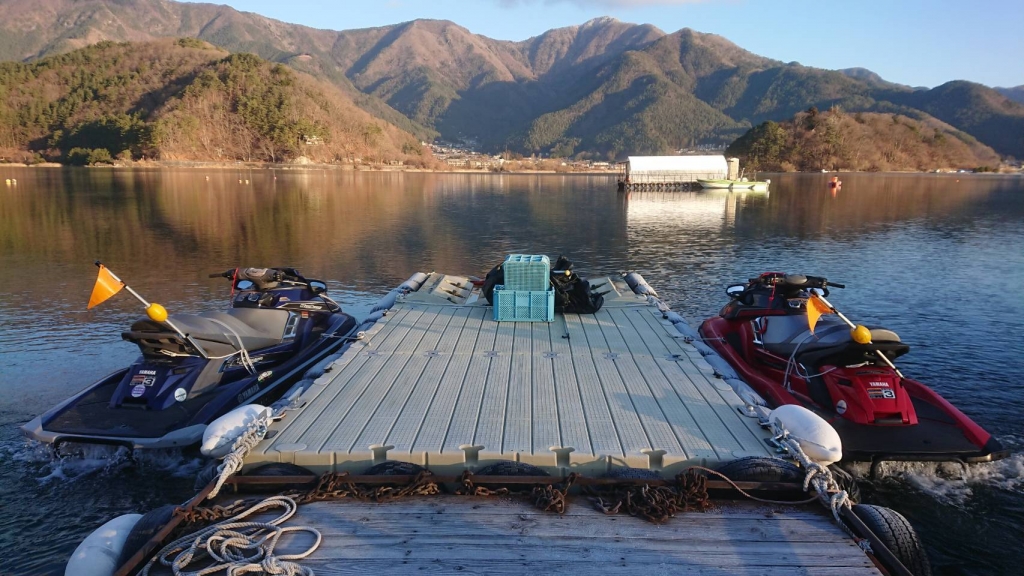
1, 0, 1021, 160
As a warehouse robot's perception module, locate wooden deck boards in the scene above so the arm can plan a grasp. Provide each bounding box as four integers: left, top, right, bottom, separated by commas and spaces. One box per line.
180, 498, 878, 575
248, 274, 773, 474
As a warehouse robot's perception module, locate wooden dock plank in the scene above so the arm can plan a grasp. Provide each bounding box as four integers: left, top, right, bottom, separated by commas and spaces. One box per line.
250, 499, 879, 575
308, 563, 875, 576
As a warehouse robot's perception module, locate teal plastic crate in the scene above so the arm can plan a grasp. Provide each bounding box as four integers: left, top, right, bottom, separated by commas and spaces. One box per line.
493, 285, 554, 322
503, 254, 550, 292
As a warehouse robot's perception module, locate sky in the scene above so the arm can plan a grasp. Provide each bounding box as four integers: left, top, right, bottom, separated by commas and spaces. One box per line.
182, 0, 1024, 88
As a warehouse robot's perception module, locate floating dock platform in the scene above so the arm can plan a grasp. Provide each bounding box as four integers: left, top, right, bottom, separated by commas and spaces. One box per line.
121, 272, 895, 576
246, 273, 774, 475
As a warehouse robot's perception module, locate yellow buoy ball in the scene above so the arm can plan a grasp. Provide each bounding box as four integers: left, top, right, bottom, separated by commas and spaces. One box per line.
851, 325, 872, 344
147, 303, 168, 323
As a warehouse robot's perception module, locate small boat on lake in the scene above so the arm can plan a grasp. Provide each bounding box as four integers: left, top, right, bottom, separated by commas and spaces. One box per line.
698, 178, 770, 192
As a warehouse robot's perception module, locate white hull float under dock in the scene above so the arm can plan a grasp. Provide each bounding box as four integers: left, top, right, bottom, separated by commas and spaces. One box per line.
245, 272, 773, 475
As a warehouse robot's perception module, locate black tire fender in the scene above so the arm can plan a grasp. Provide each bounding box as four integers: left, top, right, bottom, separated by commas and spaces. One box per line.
829, 464, 862, 504
241, 462, 317, 492
851, 504, 932, 576
475, 461, 550, 476
363, 461, 427, 476
605, 467, 661, 480
715, 456, 803, 483
115, 504, 177, 569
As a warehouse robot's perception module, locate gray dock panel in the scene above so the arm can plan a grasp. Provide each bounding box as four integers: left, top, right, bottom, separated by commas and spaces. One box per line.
251, 274, 774, 474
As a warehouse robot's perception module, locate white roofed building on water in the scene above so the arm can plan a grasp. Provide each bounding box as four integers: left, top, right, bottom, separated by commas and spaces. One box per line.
618, 155, 729, 190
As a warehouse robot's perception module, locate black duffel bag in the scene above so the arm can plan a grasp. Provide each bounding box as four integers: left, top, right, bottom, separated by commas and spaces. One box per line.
483, 255, 603, 315
550, 255, 604, 314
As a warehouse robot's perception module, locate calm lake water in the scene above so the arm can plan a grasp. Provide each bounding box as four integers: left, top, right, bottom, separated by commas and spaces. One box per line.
0, 167, 1021, 575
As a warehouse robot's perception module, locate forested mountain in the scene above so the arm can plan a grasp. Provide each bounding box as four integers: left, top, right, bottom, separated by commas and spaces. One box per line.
996, 86, 1024, 104
726, 109, 1000, 172
0, 39, 423, 164
0, 0, 1020, 160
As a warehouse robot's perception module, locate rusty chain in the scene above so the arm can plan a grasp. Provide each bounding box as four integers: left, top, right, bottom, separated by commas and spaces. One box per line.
455, 470, 510, 496
288, 470, 441, 504
177, 467, 728, 538
531, 472, 578, 514
585, 470, 710, 524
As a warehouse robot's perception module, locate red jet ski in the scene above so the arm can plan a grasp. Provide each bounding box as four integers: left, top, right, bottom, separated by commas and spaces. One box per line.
700, 272, 1008, 467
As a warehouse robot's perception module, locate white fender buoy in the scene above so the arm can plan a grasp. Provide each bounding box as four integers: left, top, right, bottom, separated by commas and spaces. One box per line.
769, 404, 843, 464
201, 404, 268, 458
65, 514, 142, 576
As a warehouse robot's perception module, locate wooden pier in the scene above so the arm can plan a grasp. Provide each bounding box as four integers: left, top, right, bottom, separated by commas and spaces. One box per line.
245, 273, 774, 475
147, 497, 880, 575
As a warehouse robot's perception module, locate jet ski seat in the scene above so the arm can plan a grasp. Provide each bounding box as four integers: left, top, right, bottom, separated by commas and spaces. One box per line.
124, 308, 291, 356
760, 315, 908, 366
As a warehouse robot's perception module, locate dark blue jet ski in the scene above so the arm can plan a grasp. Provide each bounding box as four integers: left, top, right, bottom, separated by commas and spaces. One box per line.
22, 267, 357, 451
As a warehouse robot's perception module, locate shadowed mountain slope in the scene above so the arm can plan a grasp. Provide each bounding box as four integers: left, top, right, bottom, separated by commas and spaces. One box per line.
1, 0, 1019, 159
0, 39, 423, 164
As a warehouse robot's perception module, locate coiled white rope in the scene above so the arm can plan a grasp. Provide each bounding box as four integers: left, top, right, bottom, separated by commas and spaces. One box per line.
140, 496, 320, 576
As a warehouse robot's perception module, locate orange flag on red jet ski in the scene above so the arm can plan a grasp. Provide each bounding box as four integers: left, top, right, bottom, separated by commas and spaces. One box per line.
88, 264, 125, 309
806, 293, 833, 334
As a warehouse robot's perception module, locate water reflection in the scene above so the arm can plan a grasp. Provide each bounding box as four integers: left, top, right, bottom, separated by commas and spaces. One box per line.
1, 167, 1023, 574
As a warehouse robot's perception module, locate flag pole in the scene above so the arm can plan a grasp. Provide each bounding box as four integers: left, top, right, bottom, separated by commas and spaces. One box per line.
95, 262, 209, 359
813, 293, 903, 377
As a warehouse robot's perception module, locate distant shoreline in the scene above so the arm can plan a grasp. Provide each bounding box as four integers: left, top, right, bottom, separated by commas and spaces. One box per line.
1, 161, 1020, 176
0, 160, 622, 175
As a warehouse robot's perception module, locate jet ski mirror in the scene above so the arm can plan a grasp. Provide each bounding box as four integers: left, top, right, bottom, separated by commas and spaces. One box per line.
309, 281, 328, 295
726, 285, 746, 299
236, 280, 254, 291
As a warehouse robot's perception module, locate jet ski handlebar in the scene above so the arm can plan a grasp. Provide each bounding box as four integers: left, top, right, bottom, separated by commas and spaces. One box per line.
747, 273, 845, 292
208, 267, 310, 290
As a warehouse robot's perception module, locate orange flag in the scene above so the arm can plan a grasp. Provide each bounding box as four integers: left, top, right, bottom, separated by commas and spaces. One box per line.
806, 293, 832, 334
88, 264, 125, 309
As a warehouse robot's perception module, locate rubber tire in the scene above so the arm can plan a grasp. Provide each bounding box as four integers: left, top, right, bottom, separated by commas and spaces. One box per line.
363, 461, 426, 476
715, 456, 803, 483
475, 461, 550, 476
851, 504, 932, 576
194, 460, 221, 491
829, 465, 862, 504
605, 467, 661, 480
241, 462, 317, 492
115, 504, 177, 569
